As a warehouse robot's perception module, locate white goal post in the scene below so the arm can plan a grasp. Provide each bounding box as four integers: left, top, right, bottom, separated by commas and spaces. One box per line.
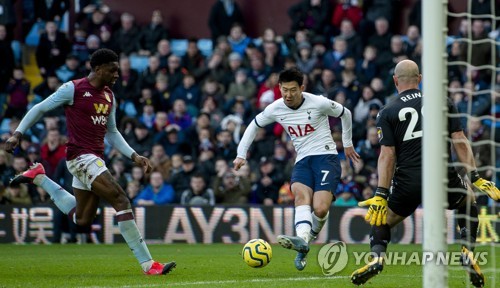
422, 0, 448, 287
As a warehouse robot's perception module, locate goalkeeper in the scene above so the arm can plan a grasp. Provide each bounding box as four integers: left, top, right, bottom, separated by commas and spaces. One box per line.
351, 60, 499, 287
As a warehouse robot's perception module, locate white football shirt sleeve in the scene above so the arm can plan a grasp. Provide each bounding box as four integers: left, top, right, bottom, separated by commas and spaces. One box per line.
105, 95, 136, 159
236, 106, 276, 159
16, 81, 75, 134
318, 96, 354, 148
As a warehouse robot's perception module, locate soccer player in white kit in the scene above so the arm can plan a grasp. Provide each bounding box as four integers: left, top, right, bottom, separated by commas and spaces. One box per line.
233, 67, 360, 270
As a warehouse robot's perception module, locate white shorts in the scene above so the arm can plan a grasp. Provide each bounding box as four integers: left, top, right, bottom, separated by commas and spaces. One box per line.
66, 154, 108, 191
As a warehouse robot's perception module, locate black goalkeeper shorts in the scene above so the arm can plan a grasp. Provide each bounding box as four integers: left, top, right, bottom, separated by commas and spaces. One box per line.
388, 167, 467, 218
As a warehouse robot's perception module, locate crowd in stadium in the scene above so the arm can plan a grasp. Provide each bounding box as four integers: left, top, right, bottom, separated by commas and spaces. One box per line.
0, 0, 498, 209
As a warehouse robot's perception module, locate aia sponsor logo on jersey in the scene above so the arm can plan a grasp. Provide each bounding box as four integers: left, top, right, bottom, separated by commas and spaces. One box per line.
288, 124, 315, 137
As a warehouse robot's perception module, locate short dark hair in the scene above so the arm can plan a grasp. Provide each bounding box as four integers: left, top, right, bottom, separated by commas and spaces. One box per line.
90, 48, 119, 69
278, 67, 304, 86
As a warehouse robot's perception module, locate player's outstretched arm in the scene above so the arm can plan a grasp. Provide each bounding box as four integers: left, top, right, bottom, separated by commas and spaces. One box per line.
5, 82, 74, 153
451, 131, 500, 201
233, 120, 260, 171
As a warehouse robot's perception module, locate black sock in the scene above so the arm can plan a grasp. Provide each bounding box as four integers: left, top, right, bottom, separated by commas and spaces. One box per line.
457, 203, 479, 251
370, 224, 391, 258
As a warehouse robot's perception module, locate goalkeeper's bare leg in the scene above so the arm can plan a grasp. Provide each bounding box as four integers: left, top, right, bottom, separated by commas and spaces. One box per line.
351, 208, 405, 286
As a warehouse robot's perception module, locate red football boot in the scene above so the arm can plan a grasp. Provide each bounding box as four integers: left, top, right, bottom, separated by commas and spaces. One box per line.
144, 261, 176, 275
10, 163, 46, 185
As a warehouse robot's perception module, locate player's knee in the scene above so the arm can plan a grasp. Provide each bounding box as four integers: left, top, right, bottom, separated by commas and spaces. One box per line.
294, 193, 309, 206
313, 205, 329, 218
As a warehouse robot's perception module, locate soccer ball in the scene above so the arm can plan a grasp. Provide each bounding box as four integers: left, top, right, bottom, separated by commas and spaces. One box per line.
242, 239, 272, 268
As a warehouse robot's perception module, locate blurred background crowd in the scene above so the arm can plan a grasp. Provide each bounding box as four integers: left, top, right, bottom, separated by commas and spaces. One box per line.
0, 0, 498, 214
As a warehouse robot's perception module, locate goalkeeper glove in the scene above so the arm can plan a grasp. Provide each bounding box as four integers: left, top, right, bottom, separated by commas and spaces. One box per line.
473, 178, 500, 201
358, 187, 389, 226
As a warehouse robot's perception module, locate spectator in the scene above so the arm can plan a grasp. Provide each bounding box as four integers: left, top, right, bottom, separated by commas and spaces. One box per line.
331, 0, 363, 33
287, 0, 331, 37
128, 123, 154, 158
166, 54, 184, 91
368, 17, 392, 70
126, 180, 141, 203
170, 155, 199, 202
4, 67, 30, 119
180, 173, 215, 205
138, 10, 169, 56
156, 39, 172, 70
262, 40, 284, 73
155, 124, 184, 157
0, 184, 11, 204
112, 12, 141, 56
402, 25, 420, 59
323, 37, 350, 76
353, 86, 383, 124
149, 144, 172, 180
184, 112, 213, 155
215, 129, 237, 162
225, 68, 257, 106
5, 183, 32, 205
254, 157, 285, 205
200, 96, 225, 129
356, 45, 378, 85
32, 74, 61, 109
152, 111, 169, 134
213, 170, 250, 204
40, 128, 66, 178
227, 23, 251, 56
294, 42, 318, 75
139, 55, 161, 90
247, 128, 275, 165
168, 99, 193, 131
312, 68, 337, 99
55, 54, 84, 82
460, 19, 494, 82
35, 21, 71, 77
356, 126, 380, 170
0, 150, 14, 187
170, 73, 202, 116
109, 157, 128, 191
114, 56, 140, 119
34, 0, 69, 23
134, 171, 175, 206
181, 38, 206, 80
0, 24, 15, 102
208, 0, 245, 44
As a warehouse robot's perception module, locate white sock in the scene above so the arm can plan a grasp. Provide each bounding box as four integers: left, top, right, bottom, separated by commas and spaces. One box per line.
310, 211, 329, 242
294, 205, 312, 243
35, 175, 76, 214
116, 209, 153, 271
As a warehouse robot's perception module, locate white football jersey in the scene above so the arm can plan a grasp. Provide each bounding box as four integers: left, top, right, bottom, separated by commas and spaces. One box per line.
254, 92, 348, 163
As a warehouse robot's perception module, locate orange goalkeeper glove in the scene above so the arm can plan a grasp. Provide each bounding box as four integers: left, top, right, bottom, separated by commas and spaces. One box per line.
358, 187, 389, 226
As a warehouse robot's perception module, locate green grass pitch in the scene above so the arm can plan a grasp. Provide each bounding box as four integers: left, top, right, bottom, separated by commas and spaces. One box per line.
0, 243, 498, 287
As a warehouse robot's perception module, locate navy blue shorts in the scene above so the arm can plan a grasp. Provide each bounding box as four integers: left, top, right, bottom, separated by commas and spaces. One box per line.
291, 154, 341, 193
